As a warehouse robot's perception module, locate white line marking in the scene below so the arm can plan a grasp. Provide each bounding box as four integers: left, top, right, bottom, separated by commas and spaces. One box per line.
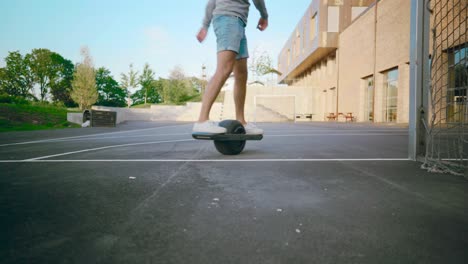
268, 133, 408, 137
129, 145, 208, 214
0, 127, 409, 147
0, 158, 411, 163
0, 124, 191, 147
29, 132, 408, 143
268, 129, 409, 132
3, 131, 408, 146
41, 133, 189, 142
24, 139, 196, 161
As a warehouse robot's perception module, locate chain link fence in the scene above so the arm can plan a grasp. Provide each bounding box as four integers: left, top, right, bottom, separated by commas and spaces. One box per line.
422, 0, 467, 176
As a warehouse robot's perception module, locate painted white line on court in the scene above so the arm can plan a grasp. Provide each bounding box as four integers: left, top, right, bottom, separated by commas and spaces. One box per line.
0, 158, 411, 163
268, 133, 408, 137
268, 129, 409, 132
33, 132, 408, 143
42, 133, 189, 142
0, 124, 191, 147
24, 139, 196, 161
1, 127, 409, 147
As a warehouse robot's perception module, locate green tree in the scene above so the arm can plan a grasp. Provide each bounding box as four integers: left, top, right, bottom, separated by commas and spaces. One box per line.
0, 51, 35, 99
132, 78, 163, 105
120, 64, 139, 107
0, 68, 7, 94
49, 53, 76, 107
71, 47, 98, 110
95, 67, 126, 107
248, 49, 281, 85
161, 65, 198, 104
138, 63, 157, 105
151, 79, 164, 103
189, 76, 204, 94
27, 48, 55, 101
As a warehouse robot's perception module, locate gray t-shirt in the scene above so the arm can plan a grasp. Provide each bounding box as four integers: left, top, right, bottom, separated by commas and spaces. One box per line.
202, 0, 268, 29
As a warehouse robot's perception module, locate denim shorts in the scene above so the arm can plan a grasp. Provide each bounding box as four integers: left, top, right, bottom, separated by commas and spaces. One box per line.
212, 15, 249, 60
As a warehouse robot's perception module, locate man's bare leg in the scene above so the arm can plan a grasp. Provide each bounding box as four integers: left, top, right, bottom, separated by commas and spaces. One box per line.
233, 58, 248, 125
198, 51, 237, 122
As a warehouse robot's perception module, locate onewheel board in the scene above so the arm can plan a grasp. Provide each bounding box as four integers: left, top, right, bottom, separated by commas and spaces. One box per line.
191, 133, 263, 141
192, 120, 263, 155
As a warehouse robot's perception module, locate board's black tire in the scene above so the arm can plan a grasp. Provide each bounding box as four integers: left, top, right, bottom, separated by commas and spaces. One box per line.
214, 120, 246, 155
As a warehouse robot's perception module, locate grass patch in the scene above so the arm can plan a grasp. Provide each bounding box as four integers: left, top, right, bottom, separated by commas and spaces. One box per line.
0, 103, 81, 132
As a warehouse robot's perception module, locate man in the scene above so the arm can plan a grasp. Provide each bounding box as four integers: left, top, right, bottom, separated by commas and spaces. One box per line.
192, 0, 268, 135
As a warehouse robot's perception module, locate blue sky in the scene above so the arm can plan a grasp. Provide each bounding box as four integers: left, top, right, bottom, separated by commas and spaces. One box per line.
0, 0, 311, 81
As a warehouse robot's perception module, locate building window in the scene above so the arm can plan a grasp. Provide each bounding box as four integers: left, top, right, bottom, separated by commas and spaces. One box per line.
287, 49, 291, 66
364, 75, 374, 122
383, 68, 399, 122
328, 6, 339, 33
310, 12, 317, 41
447, 45, 467, 123
302, 21, 306, 52
296, 30, 301, 57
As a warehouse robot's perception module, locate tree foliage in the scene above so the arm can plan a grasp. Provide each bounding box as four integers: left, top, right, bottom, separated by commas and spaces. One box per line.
132, 74, 163, 106
138, 63, 157, 105
49, 53, 76, 107
27, 48, 55, 101
131, 79, 162, 105
0, 50, 76, 104
0, 50, 205, 107
120, 64, 139, 107
71, 47, 98, 110
160, 66, 199, 104
95, 67, 126, 107
248, 49, 281, 85
0, 51, 35, 99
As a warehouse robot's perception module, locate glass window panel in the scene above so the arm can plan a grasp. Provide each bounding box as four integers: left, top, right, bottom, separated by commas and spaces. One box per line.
365, 76, 374, 122
455, 50, 460, 64
447, 46, 467, 123
383, 68, 399, 122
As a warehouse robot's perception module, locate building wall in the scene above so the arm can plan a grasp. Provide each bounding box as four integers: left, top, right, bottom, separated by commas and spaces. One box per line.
286, 53, 340, 120
374, 0, 411, 123
222, 85, 316, 122
337, 0, 411, 123
275, 0, 412, 123
337, 7, 376, 122
278, 0, 374, 83
278, 0, 334, 84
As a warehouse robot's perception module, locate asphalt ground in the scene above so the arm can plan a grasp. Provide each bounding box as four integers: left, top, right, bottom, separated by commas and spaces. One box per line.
0, 121, 467, 264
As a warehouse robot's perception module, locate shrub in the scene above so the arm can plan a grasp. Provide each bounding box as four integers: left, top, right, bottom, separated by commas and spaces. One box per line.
0, 94, 30, 105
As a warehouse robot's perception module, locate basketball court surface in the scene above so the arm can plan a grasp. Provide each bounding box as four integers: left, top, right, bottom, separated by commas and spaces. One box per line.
1, 121, 467, 263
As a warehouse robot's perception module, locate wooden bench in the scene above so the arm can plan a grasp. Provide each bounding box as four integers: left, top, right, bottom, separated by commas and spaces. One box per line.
326, 113, 338, 121
343, 112, 356, 122
326, 112, 356, 122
